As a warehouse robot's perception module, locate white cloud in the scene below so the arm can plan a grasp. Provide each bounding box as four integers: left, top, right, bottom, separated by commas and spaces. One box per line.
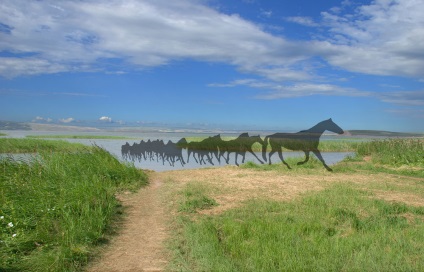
0, 58, 68, 78
285, 16, 319, 27
319, 0, 424, 78
211, 79, 369, 99
59, 117, 75, 123
99, 116, 112, 122
33, 116, 53, 122
377, 90, 424, 106
256, 83, 368, 99
0, 0, 308, 79
0, 0, 423, 108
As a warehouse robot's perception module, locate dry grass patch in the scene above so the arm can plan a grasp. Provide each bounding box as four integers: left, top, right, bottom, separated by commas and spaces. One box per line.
158, 166, 424, 216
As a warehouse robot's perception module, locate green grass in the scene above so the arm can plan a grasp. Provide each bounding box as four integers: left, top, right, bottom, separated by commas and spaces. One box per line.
0, 133, 7, 136
178, 183, 218, 213
0, 138, 89, 153
0, 145, 147, 271
173, 184, 424, 271
170, 138, 424, 271
356, 138, 424, 167
240, 156, 328, 173
26, 135, 134, 140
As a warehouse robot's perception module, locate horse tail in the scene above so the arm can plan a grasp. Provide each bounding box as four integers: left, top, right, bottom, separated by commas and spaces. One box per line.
262, 135, 269, 162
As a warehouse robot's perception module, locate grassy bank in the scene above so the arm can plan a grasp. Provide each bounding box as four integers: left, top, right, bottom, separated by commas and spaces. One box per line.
0, 133, 7, 136
26, 135, 134, 140
169, 138, 424, 271
175, 185, 424, 271
0, 143, 147, 271
0, 138, 89, 153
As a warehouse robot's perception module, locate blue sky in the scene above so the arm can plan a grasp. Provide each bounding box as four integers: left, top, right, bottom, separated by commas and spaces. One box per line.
1, 0, 423, 132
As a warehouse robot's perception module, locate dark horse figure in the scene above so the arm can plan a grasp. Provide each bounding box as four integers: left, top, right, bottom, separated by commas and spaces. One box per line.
262, 118, 344, 171
218, 133, 265, 166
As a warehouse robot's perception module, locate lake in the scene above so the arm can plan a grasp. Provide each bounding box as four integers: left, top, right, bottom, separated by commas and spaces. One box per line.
1, 130, 355, 172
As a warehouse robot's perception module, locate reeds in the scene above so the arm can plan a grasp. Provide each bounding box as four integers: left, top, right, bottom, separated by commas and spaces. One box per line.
356, 139, 424, 166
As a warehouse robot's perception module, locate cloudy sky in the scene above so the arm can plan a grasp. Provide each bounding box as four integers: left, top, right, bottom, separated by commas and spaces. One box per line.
1, 0, 423, 131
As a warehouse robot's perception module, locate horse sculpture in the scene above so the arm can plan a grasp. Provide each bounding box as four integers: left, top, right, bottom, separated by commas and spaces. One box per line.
262, 118, 344, 171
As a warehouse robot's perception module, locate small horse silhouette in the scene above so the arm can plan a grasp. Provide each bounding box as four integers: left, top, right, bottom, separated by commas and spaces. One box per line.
262, 118, 344, 171
218, 133, 265, 166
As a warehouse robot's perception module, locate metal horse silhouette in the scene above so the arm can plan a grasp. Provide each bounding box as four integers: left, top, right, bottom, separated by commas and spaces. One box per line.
262, 118, 344, 171
121, 119, 344, 171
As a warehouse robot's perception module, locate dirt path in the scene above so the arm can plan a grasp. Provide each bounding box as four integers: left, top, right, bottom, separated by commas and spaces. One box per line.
88, 173, 169, 272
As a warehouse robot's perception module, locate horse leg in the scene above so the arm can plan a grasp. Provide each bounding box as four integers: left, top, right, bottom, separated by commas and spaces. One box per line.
187, 150, 191, 163
268, 149, 275, 165
207, 153, 214, 165
198, 153, 205, 165
278, 149, 291, 169
226, 151, 231, 164
214, 150, 221, 164
234, 152, 239, 166
312, 150, 332, 171
218, 150, 225, 164
297, 150, 310, 165
249, 149, 264, 164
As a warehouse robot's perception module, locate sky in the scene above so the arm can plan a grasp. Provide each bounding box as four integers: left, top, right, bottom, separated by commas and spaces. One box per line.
1, 0, 424, 132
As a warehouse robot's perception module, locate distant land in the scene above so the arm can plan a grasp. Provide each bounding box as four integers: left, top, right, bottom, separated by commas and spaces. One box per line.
0, 120, 423, 137
0, 120, 31, 130
347, 130, 424, 138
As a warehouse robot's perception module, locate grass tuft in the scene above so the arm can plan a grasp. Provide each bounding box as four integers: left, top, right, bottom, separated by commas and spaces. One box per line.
178, 183, 218, 213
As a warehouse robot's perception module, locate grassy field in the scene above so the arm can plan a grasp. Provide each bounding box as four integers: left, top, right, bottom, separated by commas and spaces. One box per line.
0, 133, 7, 136
0, 138, 90, 153
166, 139, 424, 271
26, 134, 134, 140
0, 140, 147, 271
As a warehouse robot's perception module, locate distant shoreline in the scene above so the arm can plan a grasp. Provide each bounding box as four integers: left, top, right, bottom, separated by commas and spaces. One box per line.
1, 120, 423, 138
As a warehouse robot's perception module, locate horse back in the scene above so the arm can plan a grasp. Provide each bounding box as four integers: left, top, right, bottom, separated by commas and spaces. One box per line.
268, 132, 320, 150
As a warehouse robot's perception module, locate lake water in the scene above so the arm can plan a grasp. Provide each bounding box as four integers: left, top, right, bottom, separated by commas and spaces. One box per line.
1, 130, 354, 172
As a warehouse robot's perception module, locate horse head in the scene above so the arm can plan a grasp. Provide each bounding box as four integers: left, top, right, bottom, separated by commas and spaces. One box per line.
325, 118, 344, 134
176, 138, 188, 148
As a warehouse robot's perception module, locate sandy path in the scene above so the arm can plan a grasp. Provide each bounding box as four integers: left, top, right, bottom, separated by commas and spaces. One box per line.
88, 173, 169, 272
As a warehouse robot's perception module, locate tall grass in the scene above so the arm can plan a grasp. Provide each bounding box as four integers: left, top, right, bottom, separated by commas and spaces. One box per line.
0, 138, 89, 153
0, 146, 147, 271
173, 184, 424, 271
356, 139, 424, 166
